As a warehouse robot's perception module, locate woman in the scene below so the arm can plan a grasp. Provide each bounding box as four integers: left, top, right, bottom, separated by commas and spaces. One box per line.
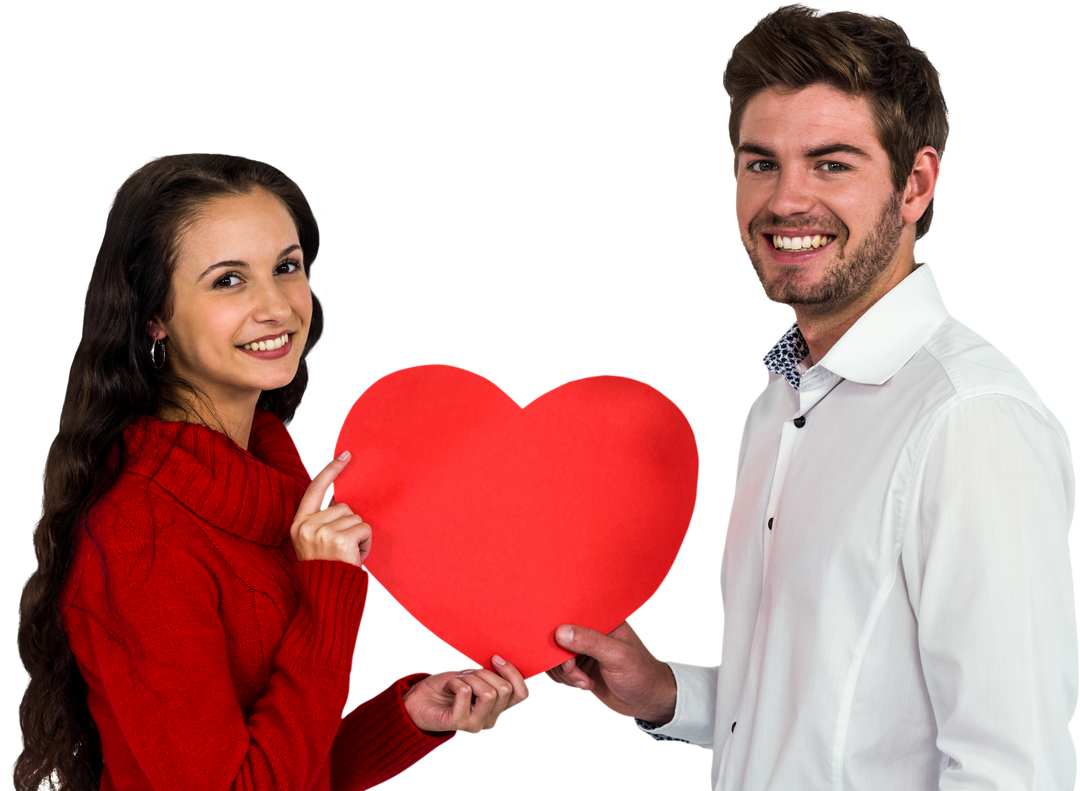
16, 154, 527, 791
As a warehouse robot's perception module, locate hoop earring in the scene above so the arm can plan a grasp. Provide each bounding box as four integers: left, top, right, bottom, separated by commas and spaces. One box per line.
150, 338, 166, 369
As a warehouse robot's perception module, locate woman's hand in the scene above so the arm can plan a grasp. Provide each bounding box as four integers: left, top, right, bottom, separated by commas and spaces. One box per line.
403, 655, 529, 733
290, 451, 372, 567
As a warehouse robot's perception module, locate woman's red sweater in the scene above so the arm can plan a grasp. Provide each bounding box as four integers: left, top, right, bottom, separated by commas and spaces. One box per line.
61, 411, 451, 790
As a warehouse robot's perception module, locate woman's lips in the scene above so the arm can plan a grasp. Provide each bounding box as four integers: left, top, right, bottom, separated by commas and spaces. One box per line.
238, 332, 293, 359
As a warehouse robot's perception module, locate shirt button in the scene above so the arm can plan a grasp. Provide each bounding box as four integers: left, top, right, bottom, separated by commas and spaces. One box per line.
794, 416, 806, 428
767, 518, 773, 530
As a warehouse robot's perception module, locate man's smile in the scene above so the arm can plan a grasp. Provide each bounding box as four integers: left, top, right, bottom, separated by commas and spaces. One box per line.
767, 233, 836, 251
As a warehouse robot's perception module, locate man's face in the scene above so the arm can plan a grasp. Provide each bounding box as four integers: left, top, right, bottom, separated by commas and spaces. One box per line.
735, 84, 908, 316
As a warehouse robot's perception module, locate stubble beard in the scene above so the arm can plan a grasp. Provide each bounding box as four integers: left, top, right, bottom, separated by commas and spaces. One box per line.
743, 191, 905, 313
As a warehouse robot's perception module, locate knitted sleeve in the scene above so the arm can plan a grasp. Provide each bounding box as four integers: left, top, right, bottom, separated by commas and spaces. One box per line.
62, 487, 446, 791
329, 675, 452, 790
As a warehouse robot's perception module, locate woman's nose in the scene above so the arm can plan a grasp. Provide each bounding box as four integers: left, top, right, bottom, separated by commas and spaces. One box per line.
252, 279, 291, 323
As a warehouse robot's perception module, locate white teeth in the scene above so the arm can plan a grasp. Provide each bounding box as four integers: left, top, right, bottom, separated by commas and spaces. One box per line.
242, 333, 290, 351
772, 234, 834, 251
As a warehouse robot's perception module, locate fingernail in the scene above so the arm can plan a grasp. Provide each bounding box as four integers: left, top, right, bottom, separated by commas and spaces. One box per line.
492, 655, 506, 666
556, 625, 573, 644
336, 450, 351, 461
562, 659, 573, 672
454, 669, 474, 678
575, 680, 588, 690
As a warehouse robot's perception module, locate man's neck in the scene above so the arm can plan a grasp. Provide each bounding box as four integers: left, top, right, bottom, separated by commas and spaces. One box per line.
795, 260, 918, 366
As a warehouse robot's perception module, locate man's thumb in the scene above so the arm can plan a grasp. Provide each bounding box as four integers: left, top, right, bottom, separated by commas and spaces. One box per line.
555, 625, 575, 648
555, 624, 619, 662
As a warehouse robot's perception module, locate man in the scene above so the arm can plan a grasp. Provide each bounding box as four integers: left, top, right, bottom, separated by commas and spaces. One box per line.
548, 7, 1077, 789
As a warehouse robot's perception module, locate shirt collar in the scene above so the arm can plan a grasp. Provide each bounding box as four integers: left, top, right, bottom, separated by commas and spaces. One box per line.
764, 265, 950, 390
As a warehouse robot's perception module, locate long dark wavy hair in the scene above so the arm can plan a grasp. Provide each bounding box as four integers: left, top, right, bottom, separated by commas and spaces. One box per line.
16, 154, 324, 791
724, 5, 947, 239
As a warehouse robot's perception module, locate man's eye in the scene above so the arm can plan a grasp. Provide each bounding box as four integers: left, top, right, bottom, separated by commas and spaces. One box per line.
819, 162, 848, 173
749, 161, 778, 173
747, 161, 846, 173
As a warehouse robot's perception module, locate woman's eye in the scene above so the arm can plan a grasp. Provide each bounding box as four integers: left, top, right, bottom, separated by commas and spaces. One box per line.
213, 273, 243, 288
213, 261, 302, 289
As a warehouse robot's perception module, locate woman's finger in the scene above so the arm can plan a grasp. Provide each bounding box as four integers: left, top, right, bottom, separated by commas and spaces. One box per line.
464, 674, 496, 708
447, 676, 478, 731
457, 672, 501, 729
322, 501, 359, 522
464, 668, 512, 695
294, 451, 351, 523
453, 662, 526, 730
491, 655, 529, 708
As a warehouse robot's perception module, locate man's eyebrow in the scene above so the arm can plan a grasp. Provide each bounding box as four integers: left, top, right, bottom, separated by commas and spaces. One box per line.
196, 245, 301, 282
736, 143, 873, 160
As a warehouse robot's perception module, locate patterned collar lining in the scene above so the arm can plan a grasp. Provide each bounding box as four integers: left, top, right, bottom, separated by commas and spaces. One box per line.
764, 322, 810, 390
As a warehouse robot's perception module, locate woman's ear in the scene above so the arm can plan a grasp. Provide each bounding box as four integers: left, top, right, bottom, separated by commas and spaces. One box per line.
147, 320, 167, 341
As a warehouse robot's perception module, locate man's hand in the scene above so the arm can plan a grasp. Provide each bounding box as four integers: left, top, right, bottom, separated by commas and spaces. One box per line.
546, 621, 677, 725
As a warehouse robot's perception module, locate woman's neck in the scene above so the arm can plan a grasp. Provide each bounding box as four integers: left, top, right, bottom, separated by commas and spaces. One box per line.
157, 389, 259, 450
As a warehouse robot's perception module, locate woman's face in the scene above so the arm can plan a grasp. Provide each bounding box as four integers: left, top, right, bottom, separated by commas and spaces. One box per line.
155, 188, 313, 414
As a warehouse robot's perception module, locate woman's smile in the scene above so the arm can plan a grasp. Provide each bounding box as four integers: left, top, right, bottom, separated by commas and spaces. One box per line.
240, 331, 294, 356
238, 328, 293, 350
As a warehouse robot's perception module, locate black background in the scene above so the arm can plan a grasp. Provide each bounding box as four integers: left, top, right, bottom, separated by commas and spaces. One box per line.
10, 6, 1080, 791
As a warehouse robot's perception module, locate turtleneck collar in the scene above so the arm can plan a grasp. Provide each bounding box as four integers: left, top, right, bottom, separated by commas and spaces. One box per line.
119, 409, 310, 546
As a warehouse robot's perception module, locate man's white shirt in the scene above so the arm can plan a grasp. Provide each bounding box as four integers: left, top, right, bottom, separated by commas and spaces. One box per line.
649, 266, 1077, 789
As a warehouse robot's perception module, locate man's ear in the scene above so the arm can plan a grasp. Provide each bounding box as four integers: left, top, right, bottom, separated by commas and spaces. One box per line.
902, 146, 940, 226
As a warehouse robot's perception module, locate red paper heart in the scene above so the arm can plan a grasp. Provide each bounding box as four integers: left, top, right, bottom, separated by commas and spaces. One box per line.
334, 365, 698, 678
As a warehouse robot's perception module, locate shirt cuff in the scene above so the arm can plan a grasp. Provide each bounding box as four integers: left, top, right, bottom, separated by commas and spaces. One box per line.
638, 662, 718, 747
